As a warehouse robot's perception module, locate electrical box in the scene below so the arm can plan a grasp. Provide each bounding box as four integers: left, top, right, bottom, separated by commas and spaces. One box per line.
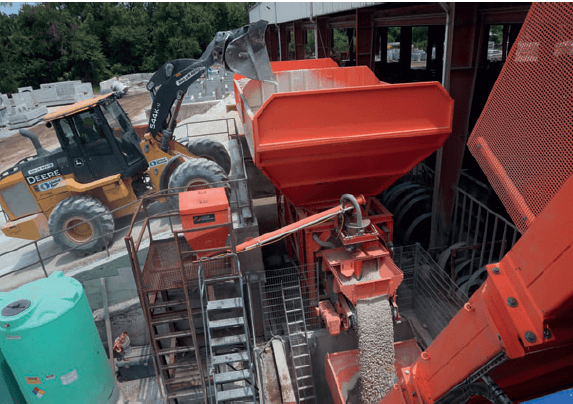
179, 188, 230, 253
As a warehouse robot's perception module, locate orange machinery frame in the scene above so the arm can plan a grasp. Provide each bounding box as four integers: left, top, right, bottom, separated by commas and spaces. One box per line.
385, 173, 573, 402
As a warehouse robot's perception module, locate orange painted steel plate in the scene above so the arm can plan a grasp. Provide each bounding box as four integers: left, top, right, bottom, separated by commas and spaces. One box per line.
235, 65, 453, 207
326, 339, 421, 404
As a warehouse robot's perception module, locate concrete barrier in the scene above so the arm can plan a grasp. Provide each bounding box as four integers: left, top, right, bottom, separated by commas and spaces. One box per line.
0, 81, 95, 130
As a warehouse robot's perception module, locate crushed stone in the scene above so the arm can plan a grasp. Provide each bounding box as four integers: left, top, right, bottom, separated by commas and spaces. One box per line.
356, 295, 396, 402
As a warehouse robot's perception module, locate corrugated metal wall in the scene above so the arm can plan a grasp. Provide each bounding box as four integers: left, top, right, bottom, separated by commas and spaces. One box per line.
249, 2, 381, 25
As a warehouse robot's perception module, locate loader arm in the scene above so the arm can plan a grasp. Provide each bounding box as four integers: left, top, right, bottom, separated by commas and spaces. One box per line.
146, 20, 272, 148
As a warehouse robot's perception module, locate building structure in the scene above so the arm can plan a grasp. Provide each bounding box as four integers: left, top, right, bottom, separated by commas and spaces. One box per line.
249, 2, 531, 249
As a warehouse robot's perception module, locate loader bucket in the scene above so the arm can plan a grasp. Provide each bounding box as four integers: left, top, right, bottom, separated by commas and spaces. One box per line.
225, 20, 273, 82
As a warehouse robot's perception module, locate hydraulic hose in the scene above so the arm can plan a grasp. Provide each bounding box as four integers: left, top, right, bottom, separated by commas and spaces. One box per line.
312, 233, 337, 249
340, 194, 364, 235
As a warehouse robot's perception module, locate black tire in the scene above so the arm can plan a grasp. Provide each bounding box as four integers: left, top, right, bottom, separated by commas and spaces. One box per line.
168, 159, 229, 210
168, 158, 228, 190
186, 138, 232, 175
48, 195, 115, 254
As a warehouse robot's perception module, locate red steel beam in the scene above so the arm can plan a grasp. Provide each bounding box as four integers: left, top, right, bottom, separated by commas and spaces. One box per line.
279, 23, 288, 61
316, 17, 329, 59
294, 21, 305, 60
356, 8, 374, 69
431, 3, 484, 248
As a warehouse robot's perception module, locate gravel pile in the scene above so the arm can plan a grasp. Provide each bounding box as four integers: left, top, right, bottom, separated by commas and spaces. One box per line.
356, 295, 396, 402
339, 260, 380, 285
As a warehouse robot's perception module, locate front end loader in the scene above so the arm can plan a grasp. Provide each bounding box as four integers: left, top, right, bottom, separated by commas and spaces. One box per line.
0, 20, 272, 254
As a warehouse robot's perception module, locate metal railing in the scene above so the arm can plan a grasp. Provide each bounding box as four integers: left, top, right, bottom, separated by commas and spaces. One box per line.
261, 262, 320, 339
394, 244, 468, 340
446, 186, 520, 295
0, 118, 250, 290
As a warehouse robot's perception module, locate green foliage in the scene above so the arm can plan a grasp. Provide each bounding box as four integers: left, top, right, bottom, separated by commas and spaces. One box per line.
388, 27, 400, 43
0, 2, 251, 93
412, 26, 428, 50
490, 25, 503, 45
333, 29, 349, 53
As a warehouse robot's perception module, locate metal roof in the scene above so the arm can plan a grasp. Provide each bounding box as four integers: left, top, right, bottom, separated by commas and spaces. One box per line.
43, 93, 114, 121
249, 2, 381, 25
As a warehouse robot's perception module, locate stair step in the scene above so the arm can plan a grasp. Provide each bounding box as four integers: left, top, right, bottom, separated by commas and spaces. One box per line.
211, 334, 247, 347
149, 299, 187, 309
150, 310, 189, 326
282, 285, 300, 291
211, 351, 249, 366
164, 375, 201, 386
216, 385, 254, 402
157, 346, 195, 356
167, 388, 204, 400
286, 308, 302, 314
160, 361, 196, 371
299, 396, 316, 401
283, 297, 300, 302
207, 297, 243, 311
291, 343, 307, 348
293, 353, 310, 359
208, 317, 244, 330
299, 385, 314, 390
213, 369, 252, 384
155, 330, 192, 340
297, 375, 313, 381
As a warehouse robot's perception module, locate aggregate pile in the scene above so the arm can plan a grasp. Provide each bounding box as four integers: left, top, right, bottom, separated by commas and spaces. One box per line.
356, 295, 397, 402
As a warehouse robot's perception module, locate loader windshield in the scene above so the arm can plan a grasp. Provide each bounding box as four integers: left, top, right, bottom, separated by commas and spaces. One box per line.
100, 100, 141, 166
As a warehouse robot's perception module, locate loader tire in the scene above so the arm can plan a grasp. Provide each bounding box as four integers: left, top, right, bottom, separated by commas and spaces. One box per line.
186, 138, 232, 176
49, 195, 115, 255
168, 159, 229, 210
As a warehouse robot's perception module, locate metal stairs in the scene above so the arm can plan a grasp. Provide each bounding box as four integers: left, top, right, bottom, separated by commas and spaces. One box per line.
281, 282, 316, 403
143, 285, 207, 402
199, 254, 257, 403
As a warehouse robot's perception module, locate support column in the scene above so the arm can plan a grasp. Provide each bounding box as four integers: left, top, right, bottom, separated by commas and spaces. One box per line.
294, 21, 305, 60
280, 24, 288, 61
378, 27, 388, 77
316, 17, 329, 59
399, 26, 412, 81
266, 24, 279, 61
356, 9, 374, 69
430, 3, 485, 248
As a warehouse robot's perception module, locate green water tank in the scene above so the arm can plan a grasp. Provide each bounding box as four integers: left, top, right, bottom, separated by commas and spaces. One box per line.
0, 346, 26, 404
0, 272, 117, 403
0, 291, 26, 404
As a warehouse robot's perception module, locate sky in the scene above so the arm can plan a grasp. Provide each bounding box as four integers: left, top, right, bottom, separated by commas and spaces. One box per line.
0, 2, 31, 15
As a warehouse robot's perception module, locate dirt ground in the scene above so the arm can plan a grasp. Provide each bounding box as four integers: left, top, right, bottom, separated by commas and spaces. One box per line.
0, 92, 151, 173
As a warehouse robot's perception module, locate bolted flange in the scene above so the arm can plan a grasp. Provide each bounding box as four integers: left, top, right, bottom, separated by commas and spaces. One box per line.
492, 266, 500, 274
525, 331, 537, 343
507, 297, 518, 308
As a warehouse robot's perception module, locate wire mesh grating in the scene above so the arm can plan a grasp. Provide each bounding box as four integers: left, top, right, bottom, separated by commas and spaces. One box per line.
394, 244, 468, 339
468, 3, 573, 233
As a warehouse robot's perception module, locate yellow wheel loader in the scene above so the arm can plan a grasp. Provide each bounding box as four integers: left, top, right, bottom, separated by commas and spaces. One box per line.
0, 20, 272, 254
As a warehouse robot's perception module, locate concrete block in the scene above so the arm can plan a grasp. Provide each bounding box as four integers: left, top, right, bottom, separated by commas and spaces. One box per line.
0, 94, 13, 108
31, 87, 58, 106
0, 107, 8, 127
8, 105, 47, 129
12, 91, 37, 108
93, 297, 149, 350
74, 82, 94, 101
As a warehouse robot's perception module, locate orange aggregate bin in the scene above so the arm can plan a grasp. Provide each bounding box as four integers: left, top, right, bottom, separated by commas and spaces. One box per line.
234, 59, 454, 207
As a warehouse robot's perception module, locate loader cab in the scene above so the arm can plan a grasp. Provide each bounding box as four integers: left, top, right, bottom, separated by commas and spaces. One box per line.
46, 94, 148, 184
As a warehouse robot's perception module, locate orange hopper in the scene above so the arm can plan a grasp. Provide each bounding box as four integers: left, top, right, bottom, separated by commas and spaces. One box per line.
234, 59, 454, 207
